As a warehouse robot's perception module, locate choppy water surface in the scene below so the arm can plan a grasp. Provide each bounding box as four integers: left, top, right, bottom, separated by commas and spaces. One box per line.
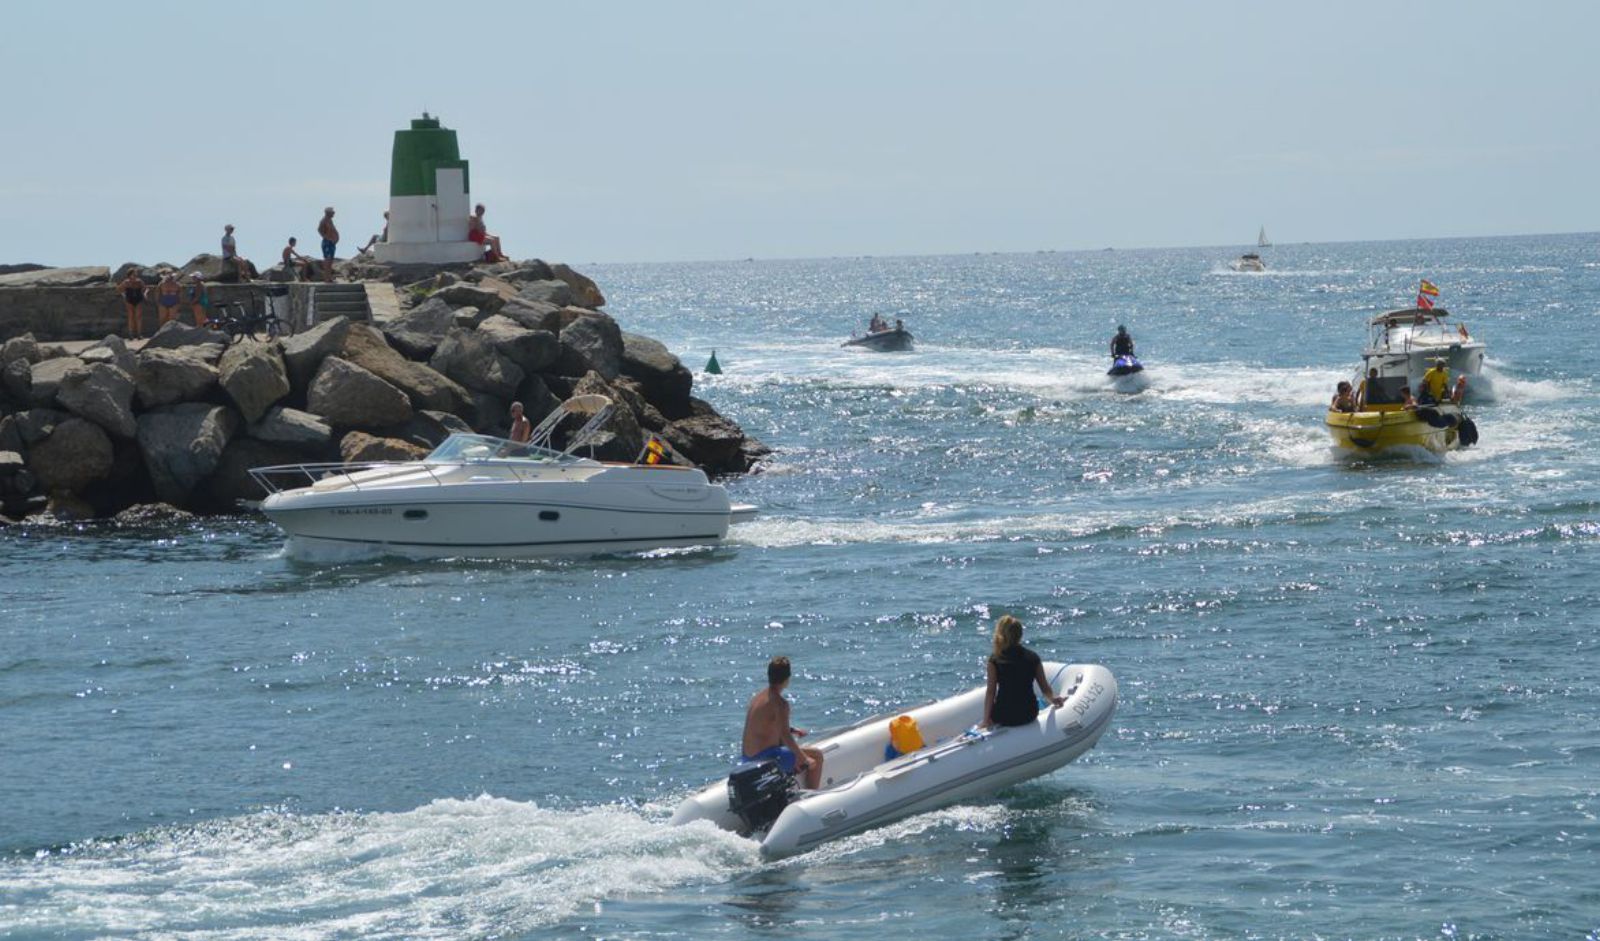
3, 235, 1598, 939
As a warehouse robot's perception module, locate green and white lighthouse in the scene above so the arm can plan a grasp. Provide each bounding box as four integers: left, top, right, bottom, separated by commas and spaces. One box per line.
373, 114, 483, 265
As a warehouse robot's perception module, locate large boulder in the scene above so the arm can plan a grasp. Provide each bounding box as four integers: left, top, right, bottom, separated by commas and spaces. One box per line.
469, 391, 511, 435
133, 348, 219, 408
175, 253, 233, 283
495, 297, 562, 332
78, 335, 136, 373
13, 408, 68, 445
557, 312, 624, 380
0, 416, 22, 454
280, 315, 352, 393
387, 410, 473, 450
339, 323, 472, 416
550, 263, 605, 309
0, 266, 110, 288
515, 279, 576, 308
247, 406, 333, 451
1, 334, 41, 366
668, 401, 750, 473
430, 327, 524, 399
339, 431, 429, 463
206, 438, 306, 508
380, 296, 458, 360
513, 374, 562, 427
433, 283, 506, 315
476, 315, 559, 375
307, 356, 413, 428
111, 262, 165, 284
487, 259, 555, 284
620, 332, 694, 419
30, 417, 115, 494
2, 359, 31, 404
566, 372, 646, 462
55, 363, 138, 439
217, 340, 290, 423
28, 357, 89, 407
136, 403, 241, 506
143, 320, 227, 354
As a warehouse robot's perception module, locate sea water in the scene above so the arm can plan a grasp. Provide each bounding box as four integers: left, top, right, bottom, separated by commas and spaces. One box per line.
2, 234, 1597, 939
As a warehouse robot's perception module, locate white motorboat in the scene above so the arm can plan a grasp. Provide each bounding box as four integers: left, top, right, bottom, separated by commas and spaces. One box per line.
1363, 307, 1490, 401
669, 661, 1117, 859
1230, 252, 1266, 272
249, 395, 757, 560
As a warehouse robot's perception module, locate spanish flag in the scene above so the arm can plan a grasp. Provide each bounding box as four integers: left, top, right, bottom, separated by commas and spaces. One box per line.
643, 435, 668, 465
1416, 278, 1440, 310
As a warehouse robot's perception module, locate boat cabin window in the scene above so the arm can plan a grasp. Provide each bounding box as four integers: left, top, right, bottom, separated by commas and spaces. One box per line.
425, 433, 579, 465
1364, 376, 1408, 406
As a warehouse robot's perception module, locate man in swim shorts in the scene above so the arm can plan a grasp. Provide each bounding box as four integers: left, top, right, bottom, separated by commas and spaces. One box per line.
741, 656, 824, 789
317, 207, 339, 282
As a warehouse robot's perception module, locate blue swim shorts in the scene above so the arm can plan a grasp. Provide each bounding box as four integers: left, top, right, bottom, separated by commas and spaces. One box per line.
321, 238, 336, 260
741, 744, 796, 774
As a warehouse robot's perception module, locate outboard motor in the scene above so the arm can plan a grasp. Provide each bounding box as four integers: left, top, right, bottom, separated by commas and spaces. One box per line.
727, 760, 796, 836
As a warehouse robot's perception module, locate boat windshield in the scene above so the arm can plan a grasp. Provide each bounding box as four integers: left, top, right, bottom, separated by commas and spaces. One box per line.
424, 433, 586, 465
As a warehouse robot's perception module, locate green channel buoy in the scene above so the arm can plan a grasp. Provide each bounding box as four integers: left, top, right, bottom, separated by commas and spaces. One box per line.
705, 350, 723, 374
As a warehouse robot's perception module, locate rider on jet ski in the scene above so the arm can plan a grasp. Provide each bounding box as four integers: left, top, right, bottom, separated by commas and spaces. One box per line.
1110, 325, 1135, 359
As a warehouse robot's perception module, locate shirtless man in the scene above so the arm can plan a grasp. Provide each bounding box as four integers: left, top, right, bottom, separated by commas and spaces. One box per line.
508, 401, 532, 443
741, 656, 824, 790
282, 237, 310, 281
317, 207, 339, 282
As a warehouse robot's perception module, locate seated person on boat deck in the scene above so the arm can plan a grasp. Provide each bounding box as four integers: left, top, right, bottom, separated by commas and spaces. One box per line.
742, 656, 824, 789
1331, 381, 1356, 413
868, 313, 887, 333
1419, 359, 1451, 405
1110, 325, 1135, 358
1398, 385, 1418, 409
981, 615, 1065, 729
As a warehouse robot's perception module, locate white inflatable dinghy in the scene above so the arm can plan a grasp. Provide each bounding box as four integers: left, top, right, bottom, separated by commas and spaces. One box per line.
669, 661, 1116, 858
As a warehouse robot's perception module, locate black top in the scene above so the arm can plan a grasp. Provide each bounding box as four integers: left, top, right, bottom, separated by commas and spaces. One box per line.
989, 645, 1043, 727
1111, 334, 1135, 356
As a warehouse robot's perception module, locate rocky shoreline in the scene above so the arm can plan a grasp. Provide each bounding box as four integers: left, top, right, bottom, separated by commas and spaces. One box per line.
0, 258, 767, 523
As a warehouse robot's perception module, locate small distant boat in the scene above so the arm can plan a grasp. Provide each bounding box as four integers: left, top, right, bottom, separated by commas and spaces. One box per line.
1231, 252, 1266, 272
1258, 226, 1271, 248
844, 317, 914, 352
670, 662, 1117, 859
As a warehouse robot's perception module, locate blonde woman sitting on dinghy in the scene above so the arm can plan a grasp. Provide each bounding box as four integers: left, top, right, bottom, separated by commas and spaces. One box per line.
980, 615, 1066, 729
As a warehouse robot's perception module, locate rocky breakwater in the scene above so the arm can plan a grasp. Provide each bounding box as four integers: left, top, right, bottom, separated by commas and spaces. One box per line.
0, 260, 767, 522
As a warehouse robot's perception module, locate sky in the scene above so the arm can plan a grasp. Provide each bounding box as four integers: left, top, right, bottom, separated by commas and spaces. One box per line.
3, 1, 1597, 267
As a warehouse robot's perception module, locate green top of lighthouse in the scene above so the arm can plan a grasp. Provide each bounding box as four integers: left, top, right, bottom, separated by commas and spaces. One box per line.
389, 112, 470, 198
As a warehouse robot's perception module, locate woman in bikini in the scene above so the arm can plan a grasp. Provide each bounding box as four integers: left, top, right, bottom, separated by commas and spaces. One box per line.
185, 273, 210, 327
117, 270, 148, 338
155, 271, 182, 328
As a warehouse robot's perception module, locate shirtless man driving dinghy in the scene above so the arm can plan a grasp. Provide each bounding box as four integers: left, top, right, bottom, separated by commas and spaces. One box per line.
741, 656, 824, 789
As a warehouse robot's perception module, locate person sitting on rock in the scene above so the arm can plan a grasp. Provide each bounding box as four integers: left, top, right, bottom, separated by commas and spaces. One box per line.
282, 237, 310, 281
220, 224, 257, 281
468, 204, 505, 263
117, 269, 148, 338
358, 211, 390, 255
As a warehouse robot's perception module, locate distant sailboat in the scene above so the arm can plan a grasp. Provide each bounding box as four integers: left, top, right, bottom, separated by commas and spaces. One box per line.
1258, 226, 1271, 248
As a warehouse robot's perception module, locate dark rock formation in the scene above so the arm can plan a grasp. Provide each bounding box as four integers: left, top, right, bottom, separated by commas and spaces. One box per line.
217, 340, 290, 423
308, 357, 413, 428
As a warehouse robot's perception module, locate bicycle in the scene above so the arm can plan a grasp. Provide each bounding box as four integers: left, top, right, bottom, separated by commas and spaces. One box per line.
206, 299, 291, 342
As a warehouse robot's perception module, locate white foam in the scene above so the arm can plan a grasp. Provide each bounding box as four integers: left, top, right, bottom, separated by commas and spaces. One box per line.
1, 797, 758, 940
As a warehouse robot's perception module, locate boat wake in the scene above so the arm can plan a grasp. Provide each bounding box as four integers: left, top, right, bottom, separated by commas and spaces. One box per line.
0, 796, 757, 940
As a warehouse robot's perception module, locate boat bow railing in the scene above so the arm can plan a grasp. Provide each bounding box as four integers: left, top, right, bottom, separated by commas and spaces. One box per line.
247, 461, 451, 495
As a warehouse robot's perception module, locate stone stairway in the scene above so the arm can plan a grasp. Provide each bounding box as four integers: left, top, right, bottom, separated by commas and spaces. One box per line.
312, 283, 371, 322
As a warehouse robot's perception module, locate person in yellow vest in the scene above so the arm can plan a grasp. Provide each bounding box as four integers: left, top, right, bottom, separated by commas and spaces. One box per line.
1419, 357, 1451, 405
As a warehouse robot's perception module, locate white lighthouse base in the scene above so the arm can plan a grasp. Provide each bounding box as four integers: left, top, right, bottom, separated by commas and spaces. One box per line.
372, 241, 484, 265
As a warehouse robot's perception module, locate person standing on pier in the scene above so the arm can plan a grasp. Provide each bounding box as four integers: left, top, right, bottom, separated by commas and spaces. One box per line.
317, 207, 339, 282
117, 269, 148, 338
